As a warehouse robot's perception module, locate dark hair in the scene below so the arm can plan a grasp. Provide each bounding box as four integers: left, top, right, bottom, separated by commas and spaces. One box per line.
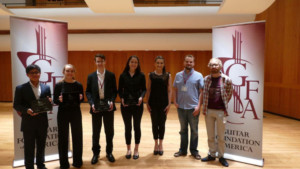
95, 53, 105, 61
26, 64, 41, 74
123, 55, 141, 74
155, 55, 166, 74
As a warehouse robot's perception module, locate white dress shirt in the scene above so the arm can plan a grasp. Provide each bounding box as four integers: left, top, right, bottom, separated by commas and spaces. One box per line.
97, 69, 105, 99
29, 81, 41, 99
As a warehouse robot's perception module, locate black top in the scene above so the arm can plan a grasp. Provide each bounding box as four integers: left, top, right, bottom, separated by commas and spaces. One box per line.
118, 71, 146, 103
207, 76, 225, 110
148, 72, 169, 108
54, 81, 84, 111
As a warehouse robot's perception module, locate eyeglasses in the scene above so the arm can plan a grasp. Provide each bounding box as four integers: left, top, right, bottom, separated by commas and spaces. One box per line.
209, 64, 219, 67
28, 71, 40, 75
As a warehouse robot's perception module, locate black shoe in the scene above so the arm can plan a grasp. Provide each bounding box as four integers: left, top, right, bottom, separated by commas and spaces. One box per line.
192, 153, 201, 160
201, 155, 216, 162
133, 154, 139, 160
125, 154, 131, 159
126, 150, 132, 159
38, 167, 47, 169
60, 164, 70, 169
174, 151, 187, 157
60, 167, 69, 169
91, 155, 99, 164
154, 150, 159, 155
219, 157, 229, 167
106, 154, 115, 162
158, 151, 164, 156
72, 163, 82, 168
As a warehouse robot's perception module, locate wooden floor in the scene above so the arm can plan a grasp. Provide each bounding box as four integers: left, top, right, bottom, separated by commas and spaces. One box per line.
0, 102, 300, 169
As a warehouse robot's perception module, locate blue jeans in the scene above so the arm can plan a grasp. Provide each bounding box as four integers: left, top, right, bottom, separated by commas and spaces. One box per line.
177, 108, 199, 155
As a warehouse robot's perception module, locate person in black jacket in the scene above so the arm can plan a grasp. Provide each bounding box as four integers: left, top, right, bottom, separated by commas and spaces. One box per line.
86, 54, 117, 164
118, 55, 146, 160
53, 64, 84, 169
13, 64, 51, 169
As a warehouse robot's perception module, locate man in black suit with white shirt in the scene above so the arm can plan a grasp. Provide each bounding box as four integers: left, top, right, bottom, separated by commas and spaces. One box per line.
86, 53, 117, 164
13, 64, 52, 169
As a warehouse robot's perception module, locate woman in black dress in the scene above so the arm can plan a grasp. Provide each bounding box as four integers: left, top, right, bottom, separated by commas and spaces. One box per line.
53, 64, 84, 169
146, 56, 172, 156
118, 55, 146, 160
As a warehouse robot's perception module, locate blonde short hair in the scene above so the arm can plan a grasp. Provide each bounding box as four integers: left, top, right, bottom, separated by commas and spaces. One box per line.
208, 58, 223, 68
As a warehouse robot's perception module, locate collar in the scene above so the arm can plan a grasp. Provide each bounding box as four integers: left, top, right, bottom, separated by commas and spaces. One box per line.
97, 69, 106, 76
208, 72, 224, 79
29, 81, 40, 88
183, 68, 194, 75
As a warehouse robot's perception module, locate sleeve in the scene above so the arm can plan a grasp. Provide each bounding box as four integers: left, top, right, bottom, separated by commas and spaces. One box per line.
85, 75, 94, 106
53, 82, 62, 105
79, 83, 84, 103
226, 78, 233, 101
199, 74, 204, 89
173, 73, 178, 88
110, 73, 117, 102
140, 73, 147, 98
13, 86, 27, 117
46, 85, 51, 97
118, 74, 124, 99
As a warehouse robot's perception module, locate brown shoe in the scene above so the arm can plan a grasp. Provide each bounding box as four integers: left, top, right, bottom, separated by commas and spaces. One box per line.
192, 153, 201, 160
174, 151, 187, 157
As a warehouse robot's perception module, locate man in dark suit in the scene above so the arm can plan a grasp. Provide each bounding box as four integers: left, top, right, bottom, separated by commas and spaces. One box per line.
86, 53, 117, 164
13, 64, 52, 169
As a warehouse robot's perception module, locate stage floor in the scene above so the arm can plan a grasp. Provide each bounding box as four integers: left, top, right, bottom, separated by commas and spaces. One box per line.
1, 102, 300, 169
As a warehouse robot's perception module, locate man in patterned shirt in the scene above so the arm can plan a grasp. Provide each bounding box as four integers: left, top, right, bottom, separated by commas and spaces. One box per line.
201, 58, 233, 167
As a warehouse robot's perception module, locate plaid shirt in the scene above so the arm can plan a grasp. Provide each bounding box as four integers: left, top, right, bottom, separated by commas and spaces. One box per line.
202, 73, 233, 116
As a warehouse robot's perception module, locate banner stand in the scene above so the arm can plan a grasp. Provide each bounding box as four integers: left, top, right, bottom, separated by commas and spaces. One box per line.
213, 21, 265, 167
224, 153, 264, 166
10, 16, 69, 167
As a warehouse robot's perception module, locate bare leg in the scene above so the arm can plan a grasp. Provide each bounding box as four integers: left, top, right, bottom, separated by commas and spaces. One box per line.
159, 139, 163, 151
134, 144, 139, 156
155, 139, 159, 151
126, 144, 131, 156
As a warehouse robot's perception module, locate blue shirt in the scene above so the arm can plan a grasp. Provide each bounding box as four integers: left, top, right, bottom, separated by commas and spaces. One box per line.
173, 69, 204, 109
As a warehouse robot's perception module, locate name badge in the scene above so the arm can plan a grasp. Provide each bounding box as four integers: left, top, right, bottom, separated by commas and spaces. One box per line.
181, 85, 187, 92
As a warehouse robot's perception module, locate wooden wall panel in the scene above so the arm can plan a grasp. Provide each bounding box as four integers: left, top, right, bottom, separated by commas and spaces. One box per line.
0, 52, 12, 101
68, 51, 212, 102
256, 0, 300, 119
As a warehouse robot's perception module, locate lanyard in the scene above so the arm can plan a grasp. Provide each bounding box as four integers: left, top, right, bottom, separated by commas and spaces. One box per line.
183, 71, 193, 85
98, 75, 104, 89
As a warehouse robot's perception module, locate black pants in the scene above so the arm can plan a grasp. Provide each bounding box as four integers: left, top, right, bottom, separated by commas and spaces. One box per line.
150, 107, 167, 140
23, 127, 47, 169
91, 111, 114, 155
121, 105, 143, 145
57, 109, 83, 168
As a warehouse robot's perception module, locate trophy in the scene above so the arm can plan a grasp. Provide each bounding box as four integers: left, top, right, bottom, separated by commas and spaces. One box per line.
94, 99, 110, 112
62, 92, 80, 105
31, 97, 52, 113
124, 94, 138, 106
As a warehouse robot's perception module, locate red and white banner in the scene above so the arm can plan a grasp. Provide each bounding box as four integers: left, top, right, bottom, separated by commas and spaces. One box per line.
213, 21, 265, 166
10, 16, 68, 167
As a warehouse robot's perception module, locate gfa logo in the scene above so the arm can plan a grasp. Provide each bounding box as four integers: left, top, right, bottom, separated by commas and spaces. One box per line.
219, 31, 260, 124
17, 25, 63, 89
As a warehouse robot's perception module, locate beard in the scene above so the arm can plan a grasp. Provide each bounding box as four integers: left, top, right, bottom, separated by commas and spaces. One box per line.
185, 66, 192, 71
210, 68, 220, 74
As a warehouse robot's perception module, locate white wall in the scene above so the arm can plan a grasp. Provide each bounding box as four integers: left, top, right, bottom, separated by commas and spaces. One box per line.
0, 6, 255, 51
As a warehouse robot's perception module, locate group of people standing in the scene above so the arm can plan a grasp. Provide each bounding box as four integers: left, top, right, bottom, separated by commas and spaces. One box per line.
13, 53, 233, 169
